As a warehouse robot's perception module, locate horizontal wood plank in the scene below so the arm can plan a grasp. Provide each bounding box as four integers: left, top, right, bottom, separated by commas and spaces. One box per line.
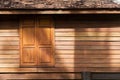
56, 41, 120, 46
0, 41, 19, 46
56, 59, 120, 64
0, 33, 19, 36
56, 37, 120, 41
0, 67, 120, 72
0, 37, 19, 41
0, 68, 37, 73
0, 50, 19, 54
56, 32, 120, 37
55, 55, 120, 59
0, 59, 19, 63
0, 55, 19, 58
55, 63, 120, 68
38, 68, 84, 72
56, 50, 84, 55
0, 46, 19, 50
0, 30, 18, 33
86, 68, 120, 72
56, 45, 120, 50
0, 64, 19, 68
55, 28, 120, 32
0, 73, 81, 79
0, 68, 83, 72
56, 50, 120, 55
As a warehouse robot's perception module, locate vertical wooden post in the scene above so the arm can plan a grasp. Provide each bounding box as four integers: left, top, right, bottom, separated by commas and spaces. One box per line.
82, 72, 91, 80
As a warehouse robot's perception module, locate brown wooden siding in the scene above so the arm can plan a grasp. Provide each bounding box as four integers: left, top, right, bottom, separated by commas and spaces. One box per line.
0, 15, 120, 79
0, 18, 19, 68
0, 73, 81, 80
54, 15, 120, 72
0, 15, 81, 80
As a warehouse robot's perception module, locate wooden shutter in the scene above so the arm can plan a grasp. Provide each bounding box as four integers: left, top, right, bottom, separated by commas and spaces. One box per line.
37, 17, 54, 67
20, 16, 54, 67
20, 17, 37, 67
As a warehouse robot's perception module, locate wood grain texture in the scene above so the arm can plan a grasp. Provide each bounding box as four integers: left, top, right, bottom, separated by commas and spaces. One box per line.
55, 17, 120, 72
21, 16, 54, 67
56, 37, 120, 41
56, 59, 120, 64
21, 17, 37, 67
0, 67, 83, 73
22, 26, 35, 46
0, 18, 19, 68
37, 17, 54, 67
56, 45, 120, 50
0, 73, 81, 79
55, 28, 120, 32
56, 63, 120, 68
86, 67, 120, 72
1, 15, 120, 75
56, 50, 120, 55
56, 32, 120, 37
55, 55, 120, 59
56, 41, 120, 46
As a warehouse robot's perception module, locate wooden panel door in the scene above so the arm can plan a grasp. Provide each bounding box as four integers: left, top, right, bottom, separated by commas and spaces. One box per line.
21, 17, 37, 67
37, 17, 54, 67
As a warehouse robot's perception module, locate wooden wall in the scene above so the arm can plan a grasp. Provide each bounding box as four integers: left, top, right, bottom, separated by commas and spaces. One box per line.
0, 15, 82, 80
0, 14, 120, 79
54, 14, 120, 72
0, 17, 19, 68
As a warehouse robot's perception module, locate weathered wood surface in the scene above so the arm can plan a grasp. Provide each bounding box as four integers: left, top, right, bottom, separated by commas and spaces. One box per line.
0, 0, 120, 9
20, 16, 54, 67
55, 15, 120, 72
2, 10, 120, 14
0, 73, 82, 80
0, 17, 19, 68
0, 15, 120, 74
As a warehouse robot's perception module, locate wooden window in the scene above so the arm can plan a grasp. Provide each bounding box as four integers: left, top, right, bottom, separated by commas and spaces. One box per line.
20, 16, 54, 67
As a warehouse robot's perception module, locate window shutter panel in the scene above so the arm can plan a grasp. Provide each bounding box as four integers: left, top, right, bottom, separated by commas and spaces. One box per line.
21, 17, 37, 67
37, 17, 54, 67
20, 16, 54, 67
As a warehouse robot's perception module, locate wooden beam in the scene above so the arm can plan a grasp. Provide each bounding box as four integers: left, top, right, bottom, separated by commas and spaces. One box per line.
0, 10, 120, 14
0, 68, 84, 73
0, 73, 81, 79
